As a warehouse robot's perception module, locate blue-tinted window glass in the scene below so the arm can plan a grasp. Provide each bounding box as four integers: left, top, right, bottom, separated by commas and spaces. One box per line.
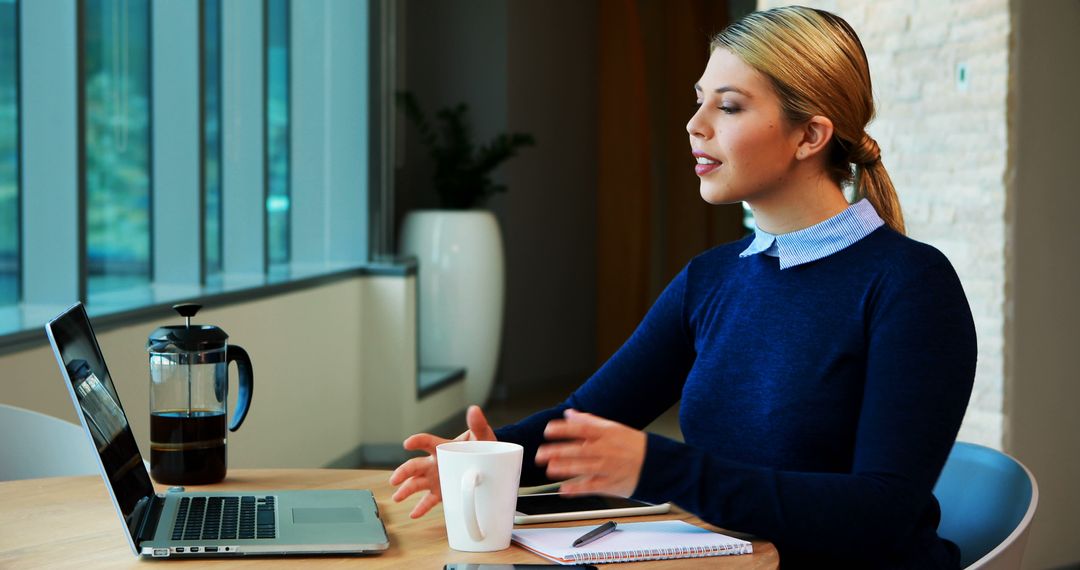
84, 0, 151, 299
204, 0, 222, 284
0, 0, 18, 306
266, 0, 289, 275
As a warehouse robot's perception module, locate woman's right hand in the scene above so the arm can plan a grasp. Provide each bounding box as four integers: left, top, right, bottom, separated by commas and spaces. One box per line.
388, 405, 497, 518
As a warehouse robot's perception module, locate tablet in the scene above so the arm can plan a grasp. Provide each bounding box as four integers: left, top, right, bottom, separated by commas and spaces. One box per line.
513, 493, 670, 524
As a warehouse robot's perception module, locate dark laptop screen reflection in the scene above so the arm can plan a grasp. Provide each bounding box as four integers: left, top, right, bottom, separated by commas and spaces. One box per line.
51, 306, 154, 534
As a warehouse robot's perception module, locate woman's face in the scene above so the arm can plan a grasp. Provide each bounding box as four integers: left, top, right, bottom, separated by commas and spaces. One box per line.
688, 49, 803, 205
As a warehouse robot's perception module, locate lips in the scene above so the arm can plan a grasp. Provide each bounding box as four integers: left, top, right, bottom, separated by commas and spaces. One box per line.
693, 151, 721, 176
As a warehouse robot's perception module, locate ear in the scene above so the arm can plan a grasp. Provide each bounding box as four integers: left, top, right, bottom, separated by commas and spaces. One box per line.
793, 115, 834, 161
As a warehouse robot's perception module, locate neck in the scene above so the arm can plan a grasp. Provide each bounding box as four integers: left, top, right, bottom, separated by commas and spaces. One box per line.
747, 169, 849, 234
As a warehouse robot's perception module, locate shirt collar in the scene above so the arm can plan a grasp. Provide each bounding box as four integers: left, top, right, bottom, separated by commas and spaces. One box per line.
739, 199, 885, 269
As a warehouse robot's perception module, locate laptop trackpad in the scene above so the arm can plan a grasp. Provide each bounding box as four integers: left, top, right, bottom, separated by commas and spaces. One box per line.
292, 508, 366, 524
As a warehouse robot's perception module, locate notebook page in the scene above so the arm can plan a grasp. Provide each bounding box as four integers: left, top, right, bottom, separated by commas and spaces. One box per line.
511, 520, 752, 565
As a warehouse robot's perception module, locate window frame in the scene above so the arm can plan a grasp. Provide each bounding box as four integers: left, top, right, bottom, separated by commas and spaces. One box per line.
0, 0, 400, 348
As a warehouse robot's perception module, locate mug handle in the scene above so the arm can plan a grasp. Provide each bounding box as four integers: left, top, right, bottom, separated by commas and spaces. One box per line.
461, 469, 485, 542
226, 345, 254, 432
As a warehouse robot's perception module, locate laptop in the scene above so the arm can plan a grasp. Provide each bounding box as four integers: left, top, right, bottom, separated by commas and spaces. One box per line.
45, 302, 390, 558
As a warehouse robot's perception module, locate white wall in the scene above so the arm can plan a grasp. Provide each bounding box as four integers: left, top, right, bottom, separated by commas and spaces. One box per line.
758, 0, 1011, 450
1008, 2, 1080, 567
0, 274, 465, 469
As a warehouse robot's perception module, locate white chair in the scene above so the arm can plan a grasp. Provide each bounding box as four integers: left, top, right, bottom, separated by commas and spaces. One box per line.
933, 441, 1038, 570
0, 403, 99, 480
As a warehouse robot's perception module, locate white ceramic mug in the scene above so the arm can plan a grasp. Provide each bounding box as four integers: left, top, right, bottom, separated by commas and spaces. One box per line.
436, 440, 523, 552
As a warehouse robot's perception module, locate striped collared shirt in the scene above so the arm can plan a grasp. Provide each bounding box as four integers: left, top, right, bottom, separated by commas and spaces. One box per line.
739, 199, 885, 269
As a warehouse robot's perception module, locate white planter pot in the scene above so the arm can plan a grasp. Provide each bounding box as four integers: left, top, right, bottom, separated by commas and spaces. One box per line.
399, 210, 505, 405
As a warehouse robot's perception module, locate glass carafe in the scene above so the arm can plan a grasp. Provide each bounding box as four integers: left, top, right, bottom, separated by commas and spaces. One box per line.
147, 303, 253, 485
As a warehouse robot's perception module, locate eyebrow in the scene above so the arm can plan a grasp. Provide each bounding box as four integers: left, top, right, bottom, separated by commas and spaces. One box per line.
693, 84, 752, 97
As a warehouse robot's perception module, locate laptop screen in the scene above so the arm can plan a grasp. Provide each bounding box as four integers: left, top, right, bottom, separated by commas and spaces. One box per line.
46, 303, 155, 541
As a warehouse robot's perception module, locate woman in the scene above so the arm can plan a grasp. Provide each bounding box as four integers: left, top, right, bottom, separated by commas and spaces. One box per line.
390, 6, 976, 568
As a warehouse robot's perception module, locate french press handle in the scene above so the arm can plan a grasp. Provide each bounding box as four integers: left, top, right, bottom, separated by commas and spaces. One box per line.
226, 345, 254, 432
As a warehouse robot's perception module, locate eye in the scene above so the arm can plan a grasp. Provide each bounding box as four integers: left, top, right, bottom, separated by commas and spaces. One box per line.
718, 105, 740, 114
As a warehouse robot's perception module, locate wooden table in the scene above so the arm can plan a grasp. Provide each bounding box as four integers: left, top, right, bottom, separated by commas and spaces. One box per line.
0, 469, 778, 568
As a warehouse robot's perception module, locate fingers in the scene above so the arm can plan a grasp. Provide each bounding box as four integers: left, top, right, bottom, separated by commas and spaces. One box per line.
544, 409, 606, 441
559, 475, 609, 495
545, 457, 604, 479
403, 433, 447, 454
391, 475, 433, 503
564, 408, 597, 420
537, 409, 647, 498
535, 441, 594, 464
466, 405, 497, 441
537, 440, 604, 479
389, 456, 433, 486
410, 492, 442, 519
393, 414, 489, 520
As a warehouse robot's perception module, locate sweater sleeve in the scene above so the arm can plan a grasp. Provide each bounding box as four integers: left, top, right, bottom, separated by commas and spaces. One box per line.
495, 266, 697, 486
631, 256, 977, 561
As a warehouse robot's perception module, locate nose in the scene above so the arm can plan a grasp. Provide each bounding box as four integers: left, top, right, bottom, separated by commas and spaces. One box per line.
686, 106, 710, 140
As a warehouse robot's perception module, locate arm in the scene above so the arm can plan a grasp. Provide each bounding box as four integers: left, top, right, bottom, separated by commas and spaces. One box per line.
631, 258, 977, 559
391, 266, 697, 517
495, 266, 697, 486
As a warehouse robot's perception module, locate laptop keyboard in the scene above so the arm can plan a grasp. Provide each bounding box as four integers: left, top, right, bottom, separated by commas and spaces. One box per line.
172, 496, 277, 541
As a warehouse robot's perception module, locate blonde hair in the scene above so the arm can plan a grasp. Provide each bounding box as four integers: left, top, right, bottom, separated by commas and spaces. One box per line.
711, 6, 905, 234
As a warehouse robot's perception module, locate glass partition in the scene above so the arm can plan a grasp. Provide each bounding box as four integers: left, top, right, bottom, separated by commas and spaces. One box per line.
266, 0, 290, 277
204, 0, 223, 285
0, 0, 19, 306
83, 0, 152, 301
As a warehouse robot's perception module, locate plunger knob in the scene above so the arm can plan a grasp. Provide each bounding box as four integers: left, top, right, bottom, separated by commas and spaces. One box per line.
172, 303, 202, 318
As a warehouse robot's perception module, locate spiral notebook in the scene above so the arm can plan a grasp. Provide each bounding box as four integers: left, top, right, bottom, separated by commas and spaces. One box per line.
511, 520, 753, 565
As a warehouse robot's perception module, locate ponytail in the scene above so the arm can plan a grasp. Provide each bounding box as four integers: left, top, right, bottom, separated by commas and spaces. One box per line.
851, 133, 905, 235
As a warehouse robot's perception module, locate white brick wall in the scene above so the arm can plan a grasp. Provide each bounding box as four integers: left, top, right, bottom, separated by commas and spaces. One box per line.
756, 0, 1010, 448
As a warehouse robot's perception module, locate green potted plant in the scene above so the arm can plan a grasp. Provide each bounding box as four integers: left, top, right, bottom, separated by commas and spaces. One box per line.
396, 92, 535, 406
397, 91, 535, 209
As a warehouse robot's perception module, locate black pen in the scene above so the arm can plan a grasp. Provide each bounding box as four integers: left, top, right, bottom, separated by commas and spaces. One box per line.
571, 520, 618, 547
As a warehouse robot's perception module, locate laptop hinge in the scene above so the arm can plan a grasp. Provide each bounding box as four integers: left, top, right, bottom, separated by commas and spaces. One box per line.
134, 494, 167, 547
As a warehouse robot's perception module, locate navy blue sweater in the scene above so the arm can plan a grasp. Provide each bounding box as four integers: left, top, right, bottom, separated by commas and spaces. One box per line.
495, 227, 976, 568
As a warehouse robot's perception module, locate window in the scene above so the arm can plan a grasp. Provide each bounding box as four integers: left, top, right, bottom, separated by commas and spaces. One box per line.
1, 0, 19, 308
83, 0, 152, 303
1, 0, 379, 341
83, 0, 151, 302
266, 0, 290, 277
204, 0, 223, 284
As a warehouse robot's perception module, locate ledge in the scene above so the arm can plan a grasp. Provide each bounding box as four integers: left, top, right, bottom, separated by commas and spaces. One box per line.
416, 366, 467, 400
0, 259, 418, 355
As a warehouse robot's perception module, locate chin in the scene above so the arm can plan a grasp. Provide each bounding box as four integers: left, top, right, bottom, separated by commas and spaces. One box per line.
698, 183, 742, 205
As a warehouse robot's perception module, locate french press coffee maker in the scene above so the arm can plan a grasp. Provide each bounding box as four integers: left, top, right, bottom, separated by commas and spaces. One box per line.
147, 303, 253, 485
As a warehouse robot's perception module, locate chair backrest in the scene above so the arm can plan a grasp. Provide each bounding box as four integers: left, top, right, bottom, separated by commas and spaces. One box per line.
933, 441, 1038, 570
0, 403, 99, 480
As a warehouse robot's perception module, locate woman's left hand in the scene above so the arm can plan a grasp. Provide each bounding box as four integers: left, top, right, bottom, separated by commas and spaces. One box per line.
535, 409, 647, 497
